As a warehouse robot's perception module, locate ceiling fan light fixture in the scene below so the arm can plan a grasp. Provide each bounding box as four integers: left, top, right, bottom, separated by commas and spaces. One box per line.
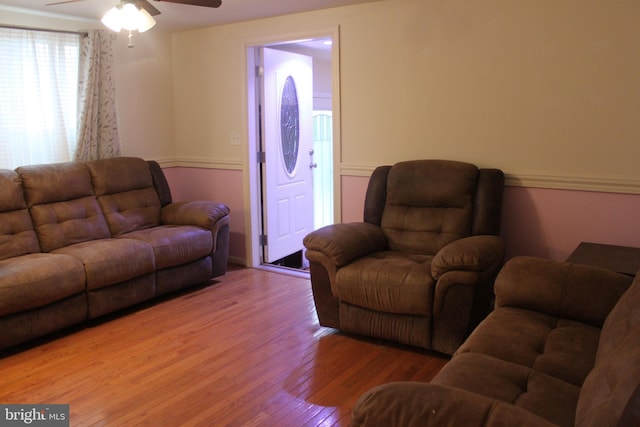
101, 6, 123, 32
101, 2, 157, 33
136, 9, 157, 33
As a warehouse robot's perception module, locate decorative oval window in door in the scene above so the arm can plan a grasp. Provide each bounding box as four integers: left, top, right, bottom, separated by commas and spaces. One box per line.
280, 75, 300, 175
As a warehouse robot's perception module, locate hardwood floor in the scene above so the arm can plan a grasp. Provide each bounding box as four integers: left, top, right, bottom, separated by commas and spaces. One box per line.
0, 266, 448, 426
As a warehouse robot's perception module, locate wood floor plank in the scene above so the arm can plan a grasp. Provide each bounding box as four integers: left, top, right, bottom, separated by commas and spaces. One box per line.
0, 266, 448, 426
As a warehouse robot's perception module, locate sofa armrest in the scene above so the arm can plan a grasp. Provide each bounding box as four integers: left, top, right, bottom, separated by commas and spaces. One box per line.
161, 201, 229, 229
351, 382, 557, 427
303, 222, 386, 267
431, 235, 504, 279
495, 256, 633, 327
161, 201, 230, 260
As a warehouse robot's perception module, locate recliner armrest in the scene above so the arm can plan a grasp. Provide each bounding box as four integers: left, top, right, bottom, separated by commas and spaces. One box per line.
431, 235, 504, 279
303, 222, 387, 267
351, 382, 557, 427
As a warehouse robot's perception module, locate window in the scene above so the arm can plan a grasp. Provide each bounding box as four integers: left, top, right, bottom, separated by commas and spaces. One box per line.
0, 28, 81, 170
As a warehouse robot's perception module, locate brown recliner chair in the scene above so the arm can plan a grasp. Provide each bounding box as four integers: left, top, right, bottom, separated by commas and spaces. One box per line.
303, 160, 505, 355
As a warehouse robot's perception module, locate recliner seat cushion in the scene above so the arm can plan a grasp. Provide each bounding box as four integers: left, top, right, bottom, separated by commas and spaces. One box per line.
0, 253, 85, 316
336, 251, 434, 316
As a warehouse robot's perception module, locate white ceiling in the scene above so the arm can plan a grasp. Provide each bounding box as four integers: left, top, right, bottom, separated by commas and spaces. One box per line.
0, 0, 381, 32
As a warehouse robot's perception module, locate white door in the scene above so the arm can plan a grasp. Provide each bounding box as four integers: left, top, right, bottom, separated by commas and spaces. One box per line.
261, 47, 314, 263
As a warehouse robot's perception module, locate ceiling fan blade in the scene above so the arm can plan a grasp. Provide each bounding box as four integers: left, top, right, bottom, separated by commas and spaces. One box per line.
155, 0, 222, 8
46, 0, 87, 5
137, 0, 162, 16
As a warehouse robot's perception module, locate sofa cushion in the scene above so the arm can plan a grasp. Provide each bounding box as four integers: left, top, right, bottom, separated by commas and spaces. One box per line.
575, 274, 640, 427
495, 257, 631, 327
595, 273, 640, 363
120, 225, 212, 270
0, 253, 86, 316
382, 160, 477, 254
336, 251, 434, 316
17, 162, 111, 252
30, 196, 113, 252
0, 170, 40, 260
18, 162, 93, 206
86, 157, 161, 236
351, 381, 558, 427
53, 238, 155, 291
456, 308, 600, 386
433, 352, 580, 427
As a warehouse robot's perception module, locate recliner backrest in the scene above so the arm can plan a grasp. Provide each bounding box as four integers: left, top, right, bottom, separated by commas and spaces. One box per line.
383, 160, 478, 254
364, 160, 504, 255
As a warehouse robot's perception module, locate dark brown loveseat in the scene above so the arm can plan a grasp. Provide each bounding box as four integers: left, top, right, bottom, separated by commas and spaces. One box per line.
0, 156, 230, 351
351, 256, 640, 427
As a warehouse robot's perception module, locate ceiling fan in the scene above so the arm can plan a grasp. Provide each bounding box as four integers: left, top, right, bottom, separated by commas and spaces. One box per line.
45, 0, 222, 47
46, 0, 223, 17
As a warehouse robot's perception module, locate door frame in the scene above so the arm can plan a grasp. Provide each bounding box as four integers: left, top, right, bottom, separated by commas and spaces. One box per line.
243, 26, 342, 269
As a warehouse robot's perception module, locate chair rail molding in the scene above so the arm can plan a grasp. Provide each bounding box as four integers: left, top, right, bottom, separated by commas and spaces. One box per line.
340, 163, 640, 195
155, 156, 243, 170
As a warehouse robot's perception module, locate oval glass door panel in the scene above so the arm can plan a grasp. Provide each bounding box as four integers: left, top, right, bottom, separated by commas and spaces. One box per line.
280, 75, 299, 175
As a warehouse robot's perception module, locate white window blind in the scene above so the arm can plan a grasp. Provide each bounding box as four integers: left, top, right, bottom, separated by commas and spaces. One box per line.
0, 28, 80, 170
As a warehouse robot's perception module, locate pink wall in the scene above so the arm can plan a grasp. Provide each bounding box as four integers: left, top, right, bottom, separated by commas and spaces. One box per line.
340, 176, 640, 262
165, 167, 640, 265
163, 167, 246, 261
501, 186, 640, 261
341, 175, 369, 224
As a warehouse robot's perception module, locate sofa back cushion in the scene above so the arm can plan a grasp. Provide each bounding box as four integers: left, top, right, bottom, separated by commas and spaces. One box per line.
381, 160, 478, 254
85, 157, 161, 236
496, 257, 633, 327
0, 169, 41, 259
575, 274, 640, 427
17, 162, 111, 252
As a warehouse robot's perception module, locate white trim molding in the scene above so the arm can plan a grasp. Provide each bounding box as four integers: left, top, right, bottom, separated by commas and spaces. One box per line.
505, 173, 640, 195
155, 159, 640, 195
155, 157, 243, 170
340, 162, 640, 195
340, 162, 382, 177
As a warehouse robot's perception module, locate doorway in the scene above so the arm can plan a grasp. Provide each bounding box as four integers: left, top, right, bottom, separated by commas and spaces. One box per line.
245, 29, 340, 273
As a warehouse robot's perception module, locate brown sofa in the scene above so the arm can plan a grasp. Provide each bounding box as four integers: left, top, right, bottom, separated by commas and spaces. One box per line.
0, 156, 230, 351
351, 256, 640, 427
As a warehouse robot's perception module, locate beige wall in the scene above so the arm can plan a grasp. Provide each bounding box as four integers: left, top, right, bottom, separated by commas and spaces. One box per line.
4, 0, 639, 189
113, 31, 175, 162
171, 0, 640, 193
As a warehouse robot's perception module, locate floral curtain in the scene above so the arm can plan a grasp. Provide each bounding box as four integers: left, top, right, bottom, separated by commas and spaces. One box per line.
75, 30, 121, 161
